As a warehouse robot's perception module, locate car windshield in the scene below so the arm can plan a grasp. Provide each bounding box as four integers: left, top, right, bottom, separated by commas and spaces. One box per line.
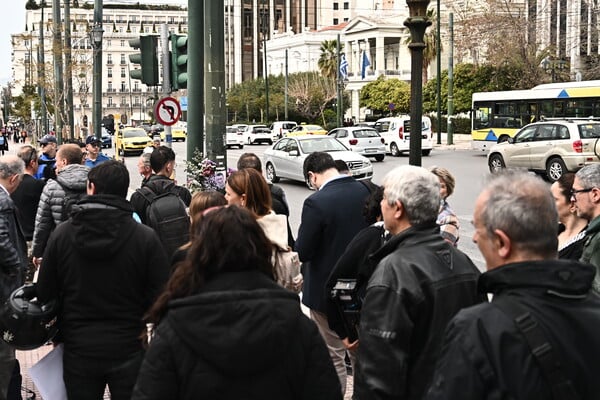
299, 137, 348, 153
354, 129, 379, 138
123, 129, 147, 138
579, 124, 600, 139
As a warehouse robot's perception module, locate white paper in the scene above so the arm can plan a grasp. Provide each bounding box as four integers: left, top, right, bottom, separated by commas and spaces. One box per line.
29, 344, 67, 400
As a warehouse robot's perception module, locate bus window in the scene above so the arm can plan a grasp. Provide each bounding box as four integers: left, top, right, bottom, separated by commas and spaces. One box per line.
473, 106, 491, 129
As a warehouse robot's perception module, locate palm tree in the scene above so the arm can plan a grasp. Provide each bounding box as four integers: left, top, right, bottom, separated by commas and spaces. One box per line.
318, 40, 342, 80
404, 8, 442, 84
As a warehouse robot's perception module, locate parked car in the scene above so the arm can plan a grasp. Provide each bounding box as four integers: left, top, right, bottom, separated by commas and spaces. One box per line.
287, 124, 327, 136
373, 116, 433, 156
263, 135, 373, 189
488, 119, 600, 182
101, 127, 112, 149
116, 127, 152, 156
327, 126, 386, 161
270, 121, 298, 139
230, 123, 248, 133
226, 126, 245, 149
243, 125, 273, 145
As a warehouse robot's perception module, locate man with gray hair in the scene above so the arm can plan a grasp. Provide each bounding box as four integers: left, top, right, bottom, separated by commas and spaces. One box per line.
573, 164, 600, 293
426, 171, 600, 399
0, 155, 26, 399
354, 165, 482, 400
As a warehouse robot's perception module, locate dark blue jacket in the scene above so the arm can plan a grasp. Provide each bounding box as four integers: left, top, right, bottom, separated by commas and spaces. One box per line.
295, 176, 370, 312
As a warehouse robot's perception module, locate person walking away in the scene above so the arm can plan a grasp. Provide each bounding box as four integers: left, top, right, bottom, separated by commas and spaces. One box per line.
0, 155, 27, 400
573, 164, 600, 293
83, 136, 110, 168
354, 165, 483, 400
295, 151, 371, 396
550, 173, 588, 260
131, 206, 341, 400
426, 171, 600, 400
34, 134, 58, 181
10, 145, 45, 280
130, 146, 191, 258
36, 160, 170, 400
0, 131, 8, 156
430, 166, 459, 245
31, 144, 89, 269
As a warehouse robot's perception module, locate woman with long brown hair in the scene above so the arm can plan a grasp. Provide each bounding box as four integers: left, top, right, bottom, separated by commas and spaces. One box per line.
132, 206, 341, 400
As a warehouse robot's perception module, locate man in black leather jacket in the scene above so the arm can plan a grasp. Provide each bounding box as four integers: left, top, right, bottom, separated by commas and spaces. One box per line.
426, 171, 600, 400
354, 165, 483, 400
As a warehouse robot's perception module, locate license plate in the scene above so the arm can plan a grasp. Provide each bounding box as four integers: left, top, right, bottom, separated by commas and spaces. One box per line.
365, 149, 377, 153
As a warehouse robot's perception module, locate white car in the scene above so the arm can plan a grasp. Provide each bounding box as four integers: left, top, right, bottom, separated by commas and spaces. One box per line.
270, 121, 298, 139
226, 126, 244, 149
373, 116, 433, 156
327, 127, 386, 161
263, 135, 373, 189
243, 125, 273, 145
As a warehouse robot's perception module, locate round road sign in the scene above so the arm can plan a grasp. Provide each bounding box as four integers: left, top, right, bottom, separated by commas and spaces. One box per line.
154, 97, 182, 126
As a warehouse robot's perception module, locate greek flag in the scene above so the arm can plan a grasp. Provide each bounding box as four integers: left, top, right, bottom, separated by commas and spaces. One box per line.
339, 54, 348, 80
361, 51, 371, 80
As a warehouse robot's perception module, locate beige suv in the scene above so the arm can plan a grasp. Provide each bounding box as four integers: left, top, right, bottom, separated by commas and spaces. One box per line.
488, 119, 600, 181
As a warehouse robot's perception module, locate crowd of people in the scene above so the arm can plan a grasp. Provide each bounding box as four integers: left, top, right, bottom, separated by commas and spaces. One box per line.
0, 134, 600, 400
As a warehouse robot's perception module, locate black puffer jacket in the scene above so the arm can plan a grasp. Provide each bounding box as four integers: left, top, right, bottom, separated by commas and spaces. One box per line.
132, 271, 342, 400
36, 194, 170, 360
354, 224, 484, 400
426, 260, 600, 400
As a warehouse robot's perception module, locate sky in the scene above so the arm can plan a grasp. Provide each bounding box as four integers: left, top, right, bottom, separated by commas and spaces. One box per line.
0, 0, 186, 86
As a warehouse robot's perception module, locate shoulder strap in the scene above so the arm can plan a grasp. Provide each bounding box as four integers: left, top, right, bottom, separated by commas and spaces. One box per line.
494, 299, 580, 400
136, 186, 157, 204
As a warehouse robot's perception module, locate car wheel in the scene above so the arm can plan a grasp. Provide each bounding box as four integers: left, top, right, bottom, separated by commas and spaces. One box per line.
546, 157, 566, 182
422, 149, 431, 156
488, 153, 505, 173
268, 140, 273, 145
390, 143, 400, 157
239, 144, 244, 149
374, 154, 385, 162
247, 137, 252, 145
265, 162, 280, 183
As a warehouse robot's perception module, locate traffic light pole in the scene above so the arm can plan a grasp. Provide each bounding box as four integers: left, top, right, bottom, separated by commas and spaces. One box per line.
187, 1, 204, 162
161, 24, 172, 148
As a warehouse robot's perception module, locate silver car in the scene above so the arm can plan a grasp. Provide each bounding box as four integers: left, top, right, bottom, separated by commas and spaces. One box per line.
488, 119, 600, 182
327, 127, 386, 161
263, 135, 373, 189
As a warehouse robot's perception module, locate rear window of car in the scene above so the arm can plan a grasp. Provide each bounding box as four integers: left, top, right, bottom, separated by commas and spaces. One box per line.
354, 129, 380, 138
578, 124, 600, 139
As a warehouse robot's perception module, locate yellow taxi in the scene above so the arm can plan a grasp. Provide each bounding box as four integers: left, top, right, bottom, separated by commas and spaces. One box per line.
160, 128, 187, 142
287, 124, 327, 136
116, 127, 152, 156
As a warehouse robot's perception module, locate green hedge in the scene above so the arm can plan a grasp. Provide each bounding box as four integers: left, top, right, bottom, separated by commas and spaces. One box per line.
429, 116, 471, 134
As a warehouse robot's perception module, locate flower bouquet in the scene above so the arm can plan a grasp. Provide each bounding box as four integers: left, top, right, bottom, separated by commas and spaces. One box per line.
185, 149, 232, 193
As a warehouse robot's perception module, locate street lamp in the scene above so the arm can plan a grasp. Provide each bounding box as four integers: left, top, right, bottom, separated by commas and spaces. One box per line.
404, 0, 431, 166
541, 56, 568, 83
90, 23, 104, 141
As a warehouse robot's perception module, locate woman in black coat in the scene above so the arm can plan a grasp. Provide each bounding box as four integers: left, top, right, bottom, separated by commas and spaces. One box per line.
132, 206, 341, 400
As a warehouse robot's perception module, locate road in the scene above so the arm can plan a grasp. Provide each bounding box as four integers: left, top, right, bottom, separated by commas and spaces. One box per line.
108, 138, 490, 270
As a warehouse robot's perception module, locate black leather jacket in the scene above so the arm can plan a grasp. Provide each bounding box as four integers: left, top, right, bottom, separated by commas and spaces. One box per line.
354, 224, 484, 400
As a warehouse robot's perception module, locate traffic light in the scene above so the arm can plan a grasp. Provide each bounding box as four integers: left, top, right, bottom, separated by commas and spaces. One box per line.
170, 34, 188, 90
129, 35, 159, 86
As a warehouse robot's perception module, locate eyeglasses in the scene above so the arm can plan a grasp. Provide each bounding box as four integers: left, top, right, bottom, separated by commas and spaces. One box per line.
570, 188, 594, 197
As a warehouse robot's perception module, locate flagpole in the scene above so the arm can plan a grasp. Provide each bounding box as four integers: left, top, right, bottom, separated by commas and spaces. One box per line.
336, 34, 342, 128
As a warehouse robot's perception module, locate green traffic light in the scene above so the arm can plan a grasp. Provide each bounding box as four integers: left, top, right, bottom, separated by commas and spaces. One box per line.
170, 34, 188, 90
128, 35, 159, 86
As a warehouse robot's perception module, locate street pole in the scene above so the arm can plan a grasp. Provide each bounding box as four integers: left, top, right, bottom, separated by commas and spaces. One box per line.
436, 0, 442, 144
285, 49, 288, 120
447, 13, 454, 145
52, 0, 64, 144
38, 2, 48, 138
161, 24, 172, 148
336, 34, 342, 128
262, 0, 269, 124
405, 0, 431, 167
205, 0, 227, 171
187, 1, 204, 161
64, 0, 74, 140
92, 0, 103, 142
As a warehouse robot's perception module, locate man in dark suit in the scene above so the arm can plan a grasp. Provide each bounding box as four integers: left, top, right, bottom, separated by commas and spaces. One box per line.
295, 152, 370, 396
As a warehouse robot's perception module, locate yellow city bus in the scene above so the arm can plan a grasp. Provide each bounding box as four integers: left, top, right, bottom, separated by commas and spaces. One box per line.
471, 80, 600, 151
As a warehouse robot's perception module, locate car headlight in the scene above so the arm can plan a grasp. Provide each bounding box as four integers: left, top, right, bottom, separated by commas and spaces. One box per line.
364, 160, 372, 167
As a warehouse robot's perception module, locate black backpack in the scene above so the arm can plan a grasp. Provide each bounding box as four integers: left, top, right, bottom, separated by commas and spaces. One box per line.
137, 185, 190, 257
56, 181, 86, 222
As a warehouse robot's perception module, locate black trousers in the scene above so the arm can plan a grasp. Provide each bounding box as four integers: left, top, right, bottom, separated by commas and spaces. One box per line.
63, 350, 144, 400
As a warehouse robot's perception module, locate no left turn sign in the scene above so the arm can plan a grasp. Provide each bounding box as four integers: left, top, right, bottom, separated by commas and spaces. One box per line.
154, 97, 182, 126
